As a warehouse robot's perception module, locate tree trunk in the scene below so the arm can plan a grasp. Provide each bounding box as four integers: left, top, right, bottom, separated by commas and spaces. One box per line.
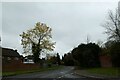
32, 43, 42, 63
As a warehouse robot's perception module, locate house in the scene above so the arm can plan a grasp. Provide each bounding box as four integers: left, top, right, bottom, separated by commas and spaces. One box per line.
2, 47, 22, 64
2, 47, 41, 72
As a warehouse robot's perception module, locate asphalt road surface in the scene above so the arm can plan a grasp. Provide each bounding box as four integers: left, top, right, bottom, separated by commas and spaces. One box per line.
2, 66, 94, 80
4, 66, 118, 80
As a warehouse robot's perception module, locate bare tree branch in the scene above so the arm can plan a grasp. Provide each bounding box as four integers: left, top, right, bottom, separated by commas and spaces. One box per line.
102, 9, 120, 42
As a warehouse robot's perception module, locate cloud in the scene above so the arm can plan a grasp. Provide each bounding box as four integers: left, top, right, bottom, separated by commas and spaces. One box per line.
0, 3, 2, 36
2, 2, 118, 56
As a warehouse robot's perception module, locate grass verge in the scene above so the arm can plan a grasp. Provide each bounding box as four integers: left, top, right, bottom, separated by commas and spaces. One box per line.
85, 67, 120, 77
2, 65, 63, 77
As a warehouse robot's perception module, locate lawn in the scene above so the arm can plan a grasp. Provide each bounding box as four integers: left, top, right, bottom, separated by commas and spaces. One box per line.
2, 65, 63, 77
86, 67, 120, 77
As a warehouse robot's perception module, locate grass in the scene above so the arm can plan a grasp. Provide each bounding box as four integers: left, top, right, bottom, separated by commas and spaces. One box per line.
85, 67, 120, 77
2, 65, 63, 77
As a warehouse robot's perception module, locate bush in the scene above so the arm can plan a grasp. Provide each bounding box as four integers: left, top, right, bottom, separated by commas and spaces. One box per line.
48, 63, 52, 67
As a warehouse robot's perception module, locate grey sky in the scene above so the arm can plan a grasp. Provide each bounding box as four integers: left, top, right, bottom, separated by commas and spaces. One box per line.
2, 2, 118, 56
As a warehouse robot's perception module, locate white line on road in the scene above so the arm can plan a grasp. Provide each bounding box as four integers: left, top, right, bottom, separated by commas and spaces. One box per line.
58, 75, 64, 78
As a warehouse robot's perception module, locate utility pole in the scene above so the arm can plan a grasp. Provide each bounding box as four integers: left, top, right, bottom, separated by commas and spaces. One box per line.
86, 35, 90, 44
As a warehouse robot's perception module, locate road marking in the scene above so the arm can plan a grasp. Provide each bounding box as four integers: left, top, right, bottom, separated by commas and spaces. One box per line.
58, 75, 64, 78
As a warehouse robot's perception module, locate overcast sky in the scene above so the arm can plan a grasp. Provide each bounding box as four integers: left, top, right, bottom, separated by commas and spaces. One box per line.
1, 1, 119, 57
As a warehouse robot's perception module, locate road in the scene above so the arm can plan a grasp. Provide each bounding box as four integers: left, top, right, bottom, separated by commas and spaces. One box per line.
2, 66, 93, 80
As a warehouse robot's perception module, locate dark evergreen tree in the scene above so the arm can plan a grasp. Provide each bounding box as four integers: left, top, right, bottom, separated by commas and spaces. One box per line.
71, 43, 101, 68
110, 42, 120, 67
62, 53, 74, 66
57, 53, 61, 65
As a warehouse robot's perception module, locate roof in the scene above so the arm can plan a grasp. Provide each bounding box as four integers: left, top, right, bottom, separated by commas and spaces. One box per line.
2, 47, 20, 57
25, 55, 34, 59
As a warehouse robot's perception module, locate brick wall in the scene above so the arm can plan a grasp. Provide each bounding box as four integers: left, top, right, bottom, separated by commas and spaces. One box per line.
99, 55, 112, 68
2, 63, 40, 72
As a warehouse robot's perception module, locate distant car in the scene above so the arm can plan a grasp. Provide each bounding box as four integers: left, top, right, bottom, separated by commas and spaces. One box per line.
23, 55, 34, 64
23, 59, 34, 64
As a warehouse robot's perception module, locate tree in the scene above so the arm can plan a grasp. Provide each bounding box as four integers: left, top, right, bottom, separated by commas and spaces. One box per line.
49, 56, 57, 64
56, 53, 61, 65
102, 6, 120, 67
96, 40, 103, 47
20, 22, 55, 63
102, 9, 120, 42
71, 43, 101, 68
62, 53, 74, 66
110, 42, 120, 67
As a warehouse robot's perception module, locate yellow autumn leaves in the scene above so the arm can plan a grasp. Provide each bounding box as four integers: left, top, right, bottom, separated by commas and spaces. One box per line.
20, 22, 55, 54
